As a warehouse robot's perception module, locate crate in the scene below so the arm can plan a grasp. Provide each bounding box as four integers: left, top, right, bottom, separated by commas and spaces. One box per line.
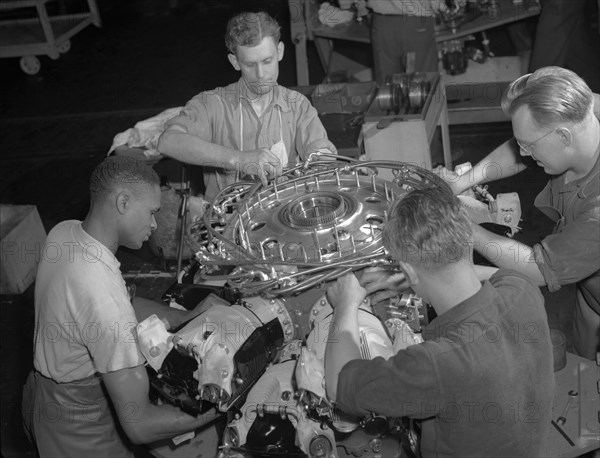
0, 205, 46, 295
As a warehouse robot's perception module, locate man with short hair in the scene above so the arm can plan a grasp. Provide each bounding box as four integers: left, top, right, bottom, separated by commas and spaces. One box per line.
325, 186, 555, 457
22, 156, 219, 457
157, 11, 336, 200
438, 66, 600, 359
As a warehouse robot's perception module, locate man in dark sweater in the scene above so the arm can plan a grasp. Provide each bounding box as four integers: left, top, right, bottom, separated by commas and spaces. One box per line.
325, 186, 555, 457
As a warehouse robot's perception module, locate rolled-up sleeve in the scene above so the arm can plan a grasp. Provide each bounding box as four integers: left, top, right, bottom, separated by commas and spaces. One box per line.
165, 93, 215, 140
336, 343, 441, 419
293, 97, 337, 160
533, 204, 600, 292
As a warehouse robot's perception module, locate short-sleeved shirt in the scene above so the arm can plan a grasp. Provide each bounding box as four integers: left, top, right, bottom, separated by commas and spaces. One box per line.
336, 270, 554, 458
533, 145, 600, 315
165, 78, 334, 200
33, 220, 144, 382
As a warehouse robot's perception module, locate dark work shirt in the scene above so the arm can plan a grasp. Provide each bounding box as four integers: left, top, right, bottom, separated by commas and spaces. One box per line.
533, 145, 600, 316
336, 270, 554, 458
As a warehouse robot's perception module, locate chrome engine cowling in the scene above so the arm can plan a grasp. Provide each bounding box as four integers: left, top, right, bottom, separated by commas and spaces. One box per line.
138, 156, 517, 457
187, 154, 444, 298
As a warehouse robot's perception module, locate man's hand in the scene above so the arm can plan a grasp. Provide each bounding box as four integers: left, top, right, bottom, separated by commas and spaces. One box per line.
307, 138, 338, 158
358, 267, 409, 305
327, 273, 366, 311
433, 165, 461, 192
241, 148, 284, 186
103, 365, 221, 444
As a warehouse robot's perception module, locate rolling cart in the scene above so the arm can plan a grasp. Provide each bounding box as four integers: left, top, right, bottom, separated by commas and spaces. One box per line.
0, 0, 101, 75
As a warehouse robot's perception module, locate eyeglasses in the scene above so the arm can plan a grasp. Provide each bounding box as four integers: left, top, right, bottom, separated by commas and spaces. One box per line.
514, 128, 557, 156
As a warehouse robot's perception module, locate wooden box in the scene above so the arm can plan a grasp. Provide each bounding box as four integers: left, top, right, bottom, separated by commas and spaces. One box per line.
0, 205, 46, 295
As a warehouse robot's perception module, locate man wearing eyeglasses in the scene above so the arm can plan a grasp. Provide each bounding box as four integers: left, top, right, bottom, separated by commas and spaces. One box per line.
437, 66, 600, 360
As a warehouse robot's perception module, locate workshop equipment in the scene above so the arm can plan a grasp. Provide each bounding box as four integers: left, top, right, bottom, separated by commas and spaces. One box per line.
545, 354, 600, 456
186, 155, 444, 298
0, 0, 101, 75
556, 390, 579, 426
143, 155, 536, 458
362, 72, 452, 180
139, 156, 443, 458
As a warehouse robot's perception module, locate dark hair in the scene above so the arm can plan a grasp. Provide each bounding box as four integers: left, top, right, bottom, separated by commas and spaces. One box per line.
89, 156, 160, 202
225, 11, 281, 55
383, 186, 473, 271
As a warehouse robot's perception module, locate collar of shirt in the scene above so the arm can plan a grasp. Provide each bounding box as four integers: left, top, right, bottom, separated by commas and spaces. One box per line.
233, 78, 293, 114
559, 143, 600, 199
73, 221, 122, 275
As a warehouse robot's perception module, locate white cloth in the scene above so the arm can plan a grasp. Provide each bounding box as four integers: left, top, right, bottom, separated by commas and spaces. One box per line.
108, 107, 182, 157
318, 2, 355, 26
33, 221, 145, 382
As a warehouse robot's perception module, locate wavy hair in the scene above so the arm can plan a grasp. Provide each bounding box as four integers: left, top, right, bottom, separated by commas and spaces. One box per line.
383, 186, 473, 271
225, 11, 281, 55
501, 66, 593, 127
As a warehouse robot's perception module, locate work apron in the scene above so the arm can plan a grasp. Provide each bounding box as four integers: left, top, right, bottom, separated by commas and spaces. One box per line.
215, 102, 287, 192
22, 370, 134, 458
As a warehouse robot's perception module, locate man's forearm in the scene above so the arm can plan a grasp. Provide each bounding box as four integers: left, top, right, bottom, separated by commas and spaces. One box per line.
157, 130, 240, 169
472, 225, 545, 286
103, 365, 222, 445
324, 307, 362, 401
132, 296, 191, 330
135, 403, 221, 444
452, 138, 526, 194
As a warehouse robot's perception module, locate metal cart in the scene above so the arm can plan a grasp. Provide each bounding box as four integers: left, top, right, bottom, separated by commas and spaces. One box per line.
0, 0, 101, 75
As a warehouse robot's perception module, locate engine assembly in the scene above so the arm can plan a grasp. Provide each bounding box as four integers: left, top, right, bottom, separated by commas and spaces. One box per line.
137, 155, 520, 458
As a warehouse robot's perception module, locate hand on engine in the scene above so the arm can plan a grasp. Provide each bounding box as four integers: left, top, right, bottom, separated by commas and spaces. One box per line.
327, 273, 366, 311
358, 267, 409, 305
307, 138, 338, 158
433, 164, 459, 185
242, 148, 284, 186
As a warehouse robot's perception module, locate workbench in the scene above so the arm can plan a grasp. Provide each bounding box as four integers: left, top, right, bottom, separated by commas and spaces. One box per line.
289, 0, 540, 84
288, 0, 541, 125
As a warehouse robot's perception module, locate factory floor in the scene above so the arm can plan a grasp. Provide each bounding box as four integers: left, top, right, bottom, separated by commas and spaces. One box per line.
1, 1, 599, 457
